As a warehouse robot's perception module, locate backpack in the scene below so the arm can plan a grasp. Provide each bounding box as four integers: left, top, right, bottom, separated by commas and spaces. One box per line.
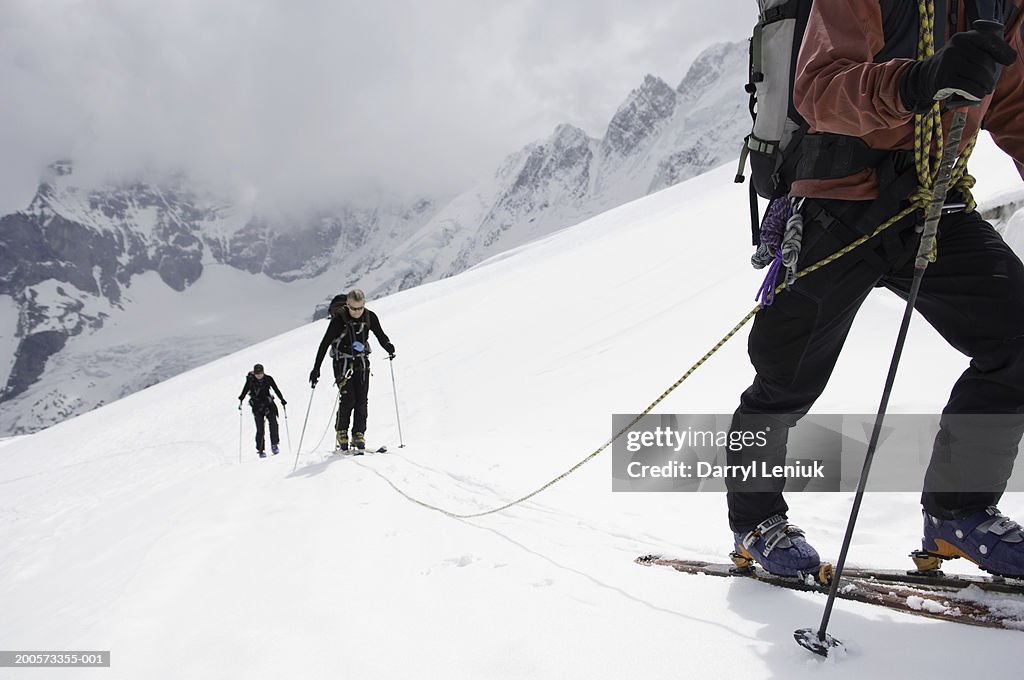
246, 373, 275, 410
328, 294, 348, 319
735, 0, 916, 247
735, 0, 813, 209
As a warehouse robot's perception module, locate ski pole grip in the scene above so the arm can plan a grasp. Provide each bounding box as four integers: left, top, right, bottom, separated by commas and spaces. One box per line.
945, 20, 1006, 109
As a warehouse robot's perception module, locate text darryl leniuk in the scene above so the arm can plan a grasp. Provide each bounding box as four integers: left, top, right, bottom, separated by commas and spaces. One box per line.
625, 459, 826, 482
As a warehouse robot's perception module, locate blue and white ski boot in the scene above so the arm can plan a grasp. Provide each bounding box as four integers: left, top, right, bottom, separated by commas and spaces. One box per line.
732, 515, 822, 578
920, 507, 1024, 578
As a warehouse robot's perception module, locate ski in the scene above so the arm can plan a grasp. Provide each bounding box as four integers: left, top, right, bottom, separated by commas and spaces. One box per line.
636, 554, 1024, 630
836, 566, 1024, 596
332, 445, 388, 456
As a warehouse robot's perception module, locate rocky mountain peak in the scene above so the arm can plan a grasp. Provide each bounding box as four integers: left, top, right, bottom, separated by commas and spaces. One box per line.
549, 123, 590, 151
602, 74, 677, 157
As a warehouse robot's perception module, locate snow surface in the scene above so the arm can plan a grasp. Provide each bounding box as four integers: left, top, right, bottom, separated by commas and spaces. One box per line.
2, 150, 1024, 678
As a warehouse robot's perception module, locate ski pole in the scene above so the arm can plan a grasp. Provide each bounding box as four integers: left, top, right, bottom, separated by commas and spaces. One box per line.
388, 357, 405, 448
283, 405, 293, 456
292, 385, 317, 472
796, 98, 976, 657
238, 403, 244, 464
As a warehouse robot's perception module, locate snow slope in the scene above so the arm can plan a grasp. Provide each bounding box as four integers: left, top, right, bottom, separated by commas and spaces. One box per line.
1, 148, 1024, 678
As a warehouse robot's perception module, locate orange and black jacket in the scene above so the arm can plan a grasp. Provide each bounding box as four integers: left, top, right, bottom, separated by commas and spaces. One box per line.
792, 0, 1024, 200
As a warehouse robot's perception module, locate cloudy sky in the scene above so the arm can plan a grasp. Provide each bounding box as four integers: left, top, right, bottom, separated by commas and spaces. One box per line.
0, 0, 749, 214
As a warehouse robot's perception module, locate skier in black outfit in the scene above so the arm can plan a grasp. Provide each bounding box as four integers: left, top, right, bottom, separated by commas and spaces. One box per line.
238, 363, 287, 458
309, 289, 395, 452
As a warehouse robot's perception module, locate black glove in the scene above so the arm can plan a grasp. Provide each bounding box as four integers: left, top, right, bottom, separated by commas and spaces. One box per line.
281, 399, 287, 407
238, 398, 243, 411
899, 28, 1017, 113
383, 342, 396, 359
309, 368, 319, 388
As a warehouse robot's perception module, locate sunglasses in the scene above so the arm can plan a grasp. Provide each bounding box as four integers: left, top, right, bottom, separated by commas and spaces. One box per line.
348, 305, 365, 312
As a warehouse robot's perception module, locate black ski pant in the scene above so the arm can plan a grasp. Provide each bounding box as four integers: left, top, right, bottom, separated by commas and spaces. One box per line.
727, 199, 1024, 533
253, 403, 280, 453
336, 370, 370, 436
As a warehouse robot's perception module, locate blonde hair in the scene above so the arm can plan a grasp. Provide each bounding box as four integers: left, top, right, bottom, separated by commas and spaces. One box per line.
347, 289, 366, 304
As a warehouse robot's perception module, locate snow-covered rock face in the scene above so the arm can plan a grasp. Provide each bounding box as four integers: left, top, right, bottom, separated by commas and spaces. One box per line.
1, 41, 753, 433
603, 75, 679, 158
0, 174, 208, 403
403, 41, 752, 283
0, 168, 440, 420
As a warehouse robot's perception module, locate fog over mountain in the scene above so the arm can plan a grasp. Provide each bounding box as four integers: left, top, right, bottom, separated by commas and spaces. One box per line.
1, 40, 754, 434
0, 0, 751, 215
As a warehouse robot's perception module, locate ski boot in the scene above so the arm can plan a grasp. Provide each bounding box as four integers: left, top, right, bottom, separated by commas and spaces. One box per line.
733, 515, 822, 579
271, 445, 280, 455
919, 507, 1024, 578
335, 431, 349, 452
257, 450, 266, 459
352, 432, 366, 455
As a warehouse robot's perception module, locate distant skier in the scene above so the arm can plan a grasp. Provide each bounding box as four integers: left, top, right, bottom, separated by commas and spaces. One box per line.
725, 2, 1024, 579
309, 289, 395, 453
238, 363, 287, 458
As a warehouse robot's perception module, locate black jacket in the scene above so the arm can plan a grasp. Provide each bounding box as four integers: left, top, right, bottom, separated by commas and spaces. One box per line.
239, 373, 286, 411
312, 308, 393, 374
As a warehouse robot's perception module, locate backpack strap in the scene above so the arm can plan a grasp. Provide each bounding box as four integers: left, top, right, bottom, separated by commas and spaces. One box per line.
793, 135, 893, 182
